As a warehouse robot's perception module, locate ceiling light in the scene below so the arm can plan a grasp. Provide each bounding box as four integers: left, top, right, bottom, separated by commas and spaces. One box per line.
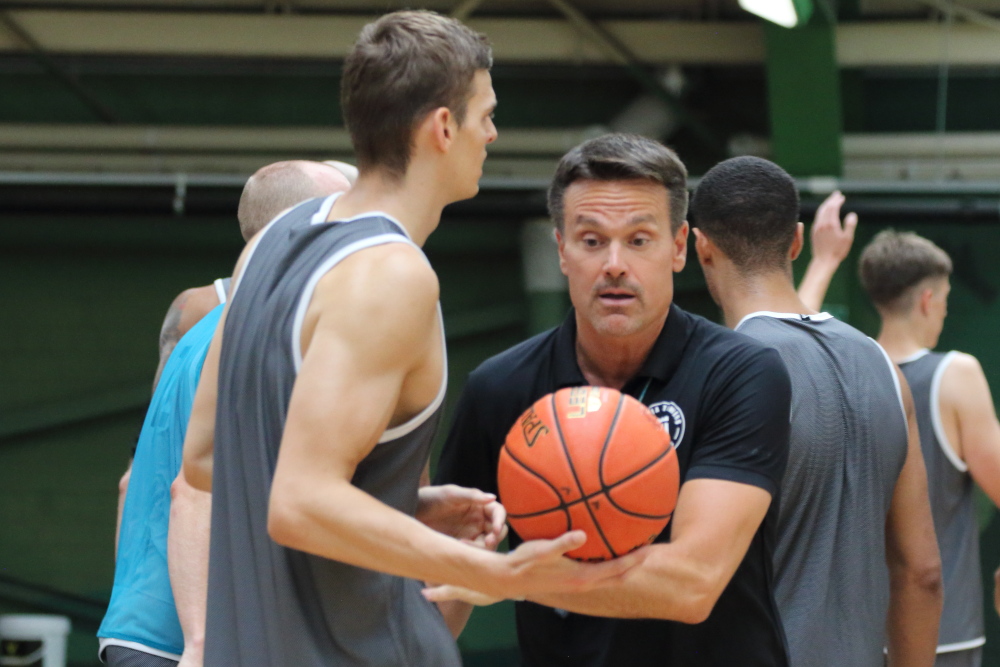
738, 0, 814, 27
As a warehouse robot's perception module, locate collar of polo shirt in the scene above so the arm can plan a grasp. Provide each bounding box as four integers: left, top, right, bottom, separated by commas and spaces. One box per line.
551, 304, 694, 391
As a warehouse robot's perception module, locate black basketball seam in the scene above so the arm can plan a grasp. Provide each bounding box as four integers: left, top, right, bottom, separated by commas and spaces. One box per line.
598, 400, 677, 520
501, 447, 572, 531
551, 391, 618, 559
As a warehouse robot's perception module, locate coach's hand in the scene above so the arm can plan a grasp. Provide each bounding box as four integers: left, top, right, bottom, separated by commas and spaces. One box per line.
417, 484, 507, 549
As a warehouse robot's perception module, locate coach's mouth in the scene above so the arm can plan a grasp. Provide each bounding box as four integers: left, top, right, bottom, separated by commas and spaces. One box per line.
597, 289, 637, 306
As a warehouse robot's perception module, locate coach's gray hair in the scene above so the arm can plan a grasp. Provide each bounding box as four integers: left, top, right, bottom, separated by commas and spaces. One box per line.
237, 161, 350, 241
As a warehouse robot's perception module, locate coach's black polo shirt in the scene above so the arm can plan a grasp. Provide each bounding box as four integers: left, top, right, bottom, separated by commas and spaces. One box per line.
435, 304, 792, 667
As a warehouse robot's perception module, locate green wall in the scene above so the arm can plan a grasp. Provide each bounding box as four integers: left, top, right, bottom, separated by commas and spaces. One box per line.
0, 210, 530, 665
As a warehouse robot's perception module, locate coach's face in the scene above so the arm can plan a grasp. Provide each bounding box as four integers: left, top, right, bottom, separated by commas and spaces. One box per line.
557, 179, 688, 339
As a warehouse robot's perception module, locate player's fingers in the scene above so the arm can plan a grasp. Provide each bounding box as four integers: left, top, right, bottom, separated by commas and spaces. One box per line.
422, 584, 502, 606
485, 500, 507, 537
443, 484, 496, 504
843, 212, 858, 237
545, 530, 587, 557
582, 548, 645, 585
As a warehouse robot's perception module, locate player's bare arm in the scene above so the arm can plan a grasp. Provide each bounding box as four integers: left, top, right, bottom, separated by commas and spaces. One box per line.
167, 470, 210, 667
427, 478, 771, 623
797, 190, 858, 312
181, 232, 263, 492
266, 243, 636, 600
885, 367, 943, 667
938, 353, 1000, 505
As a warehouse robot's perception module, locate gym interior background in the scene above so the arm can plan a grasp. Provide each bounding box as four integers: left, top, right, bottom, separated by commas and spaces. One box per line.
2, 0, 1000, 664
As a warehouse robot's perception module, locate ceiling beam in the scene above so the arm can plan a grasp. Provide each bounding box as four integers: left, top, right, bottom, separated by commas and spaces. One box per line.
1, 10, 998, 66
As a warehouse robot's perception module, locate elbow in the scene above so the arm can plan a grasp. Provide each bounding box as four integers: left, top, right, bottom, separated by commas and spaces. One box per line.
894, 556, 943, 601
267, 485, 307, 551
914, 560, 944, 600
674, 569, 725, 625
678, 590, 718, 625
182, 457, 212, 493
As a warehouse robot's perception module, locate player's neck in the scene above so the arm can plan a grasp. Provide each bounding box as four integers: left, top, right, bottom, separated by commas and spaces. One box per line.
574, 312, 666, 391
717, 269, 814, 330
877, 316, 931, 362
328, 169, 448, 247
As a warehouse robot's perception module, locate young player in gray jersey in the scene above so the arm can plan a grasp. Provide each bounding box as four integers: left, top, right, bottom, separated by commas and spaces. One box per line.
181, 11, 634, 667
860, 231, 1000, 667
690, 156, 943, 667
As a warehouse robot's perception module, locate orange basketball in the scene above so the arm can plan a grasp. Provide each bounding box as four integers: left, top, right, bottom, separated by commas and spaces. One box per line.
498, 386, 680, 561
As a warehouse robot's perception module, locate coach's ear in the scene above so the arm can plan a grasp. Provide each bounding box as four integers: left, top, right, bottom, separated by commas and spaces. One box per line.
789, 222, 805, 261
692, 227, 714, 267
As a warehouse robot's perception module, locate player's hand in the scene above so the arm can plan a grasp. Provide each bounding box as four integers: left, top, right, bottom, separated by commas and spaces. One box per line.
810, 190, 858, 266
488, 530, 639, 600
993, 565, 1000, 617
416, 484, 507, 550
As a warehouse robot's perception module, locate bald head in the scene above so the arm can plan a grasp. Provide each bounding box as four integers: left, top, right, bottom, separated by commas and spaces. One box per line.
237, 160, 353, 241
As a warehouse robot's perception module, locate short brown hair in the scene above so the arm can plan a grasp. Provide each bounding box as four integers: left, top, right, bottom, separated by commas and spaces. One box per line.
859, 230, 953, 315
547, 133, 689, 232
341, 10, 492, 178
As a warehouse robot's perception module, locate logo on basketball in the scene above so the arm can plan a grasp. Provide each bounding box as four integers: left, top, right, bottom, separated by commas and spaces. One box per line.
648, 401, 685, 448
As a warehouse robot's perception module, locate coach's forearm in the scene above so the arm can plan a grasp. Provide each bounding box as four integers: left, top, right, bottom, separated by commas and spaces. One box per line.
886, 562, 942, 667
531, 544, 720, 624
268, 477, 502, 593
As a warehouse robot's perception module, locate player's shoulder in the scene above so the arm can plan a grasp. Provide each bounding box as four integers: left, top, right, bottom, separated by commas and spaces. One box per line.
170, 284, 222, 338
940, 351, 987, 392
318, 241, 438, 307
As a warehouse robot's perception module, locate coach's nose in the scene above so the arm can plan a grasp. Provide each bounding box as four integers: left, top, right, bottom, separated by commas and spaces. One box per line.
603, 241, 628, 279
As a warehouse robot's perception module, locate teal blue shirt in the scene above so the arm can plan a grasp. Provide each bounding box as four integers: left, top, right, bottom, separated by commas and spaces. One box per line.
98, 303, 224, 658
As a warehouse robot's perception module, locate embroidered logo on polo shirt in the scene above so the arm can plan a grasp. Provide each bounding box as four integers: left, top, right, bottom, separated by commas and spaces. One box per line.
648, 401, 685, 448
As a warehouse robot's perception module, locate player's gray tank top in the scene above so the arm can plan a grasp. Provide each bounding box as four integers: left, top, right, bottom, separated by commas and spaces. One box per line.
204, 194, 460, 667
899, 349, 985, 653
737, 312, 908, 667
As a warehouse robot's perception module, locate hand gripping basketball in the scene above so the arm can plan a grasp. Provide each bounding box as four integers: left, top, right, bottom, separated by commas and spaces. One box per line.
498, 386, 680, 561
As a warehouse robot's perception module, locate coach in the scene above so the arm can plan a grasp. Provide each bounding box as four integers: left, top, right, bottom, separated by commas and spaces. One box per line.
432, 134, 793, 666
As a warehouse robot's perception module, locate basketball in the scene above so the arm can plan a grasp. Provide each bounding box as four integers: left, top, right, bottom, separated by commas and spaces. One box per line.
497, 386, 680, 561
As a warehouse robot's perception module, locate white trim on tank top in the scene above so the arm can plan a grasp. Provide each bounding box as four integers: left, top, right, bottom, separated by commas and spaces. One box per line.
290, 211, 447, 444
898, 348, 930, 364
868, 338, 908, 427
930, 351, 968, 473
310, 192, 413, 241
98, 638, 183, 663
937, 636, 986, 653
213, 277, 228, 305
734, 310, 834, 331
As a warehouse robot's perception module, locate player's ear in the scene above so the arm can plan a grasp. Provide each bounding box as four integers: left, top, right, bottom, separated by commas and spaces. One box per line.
789, 222, 805, 261
692, 227, 713, 266
919, 286, 935, 315
672, 221, 689, 273
423, 107, 454, 153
